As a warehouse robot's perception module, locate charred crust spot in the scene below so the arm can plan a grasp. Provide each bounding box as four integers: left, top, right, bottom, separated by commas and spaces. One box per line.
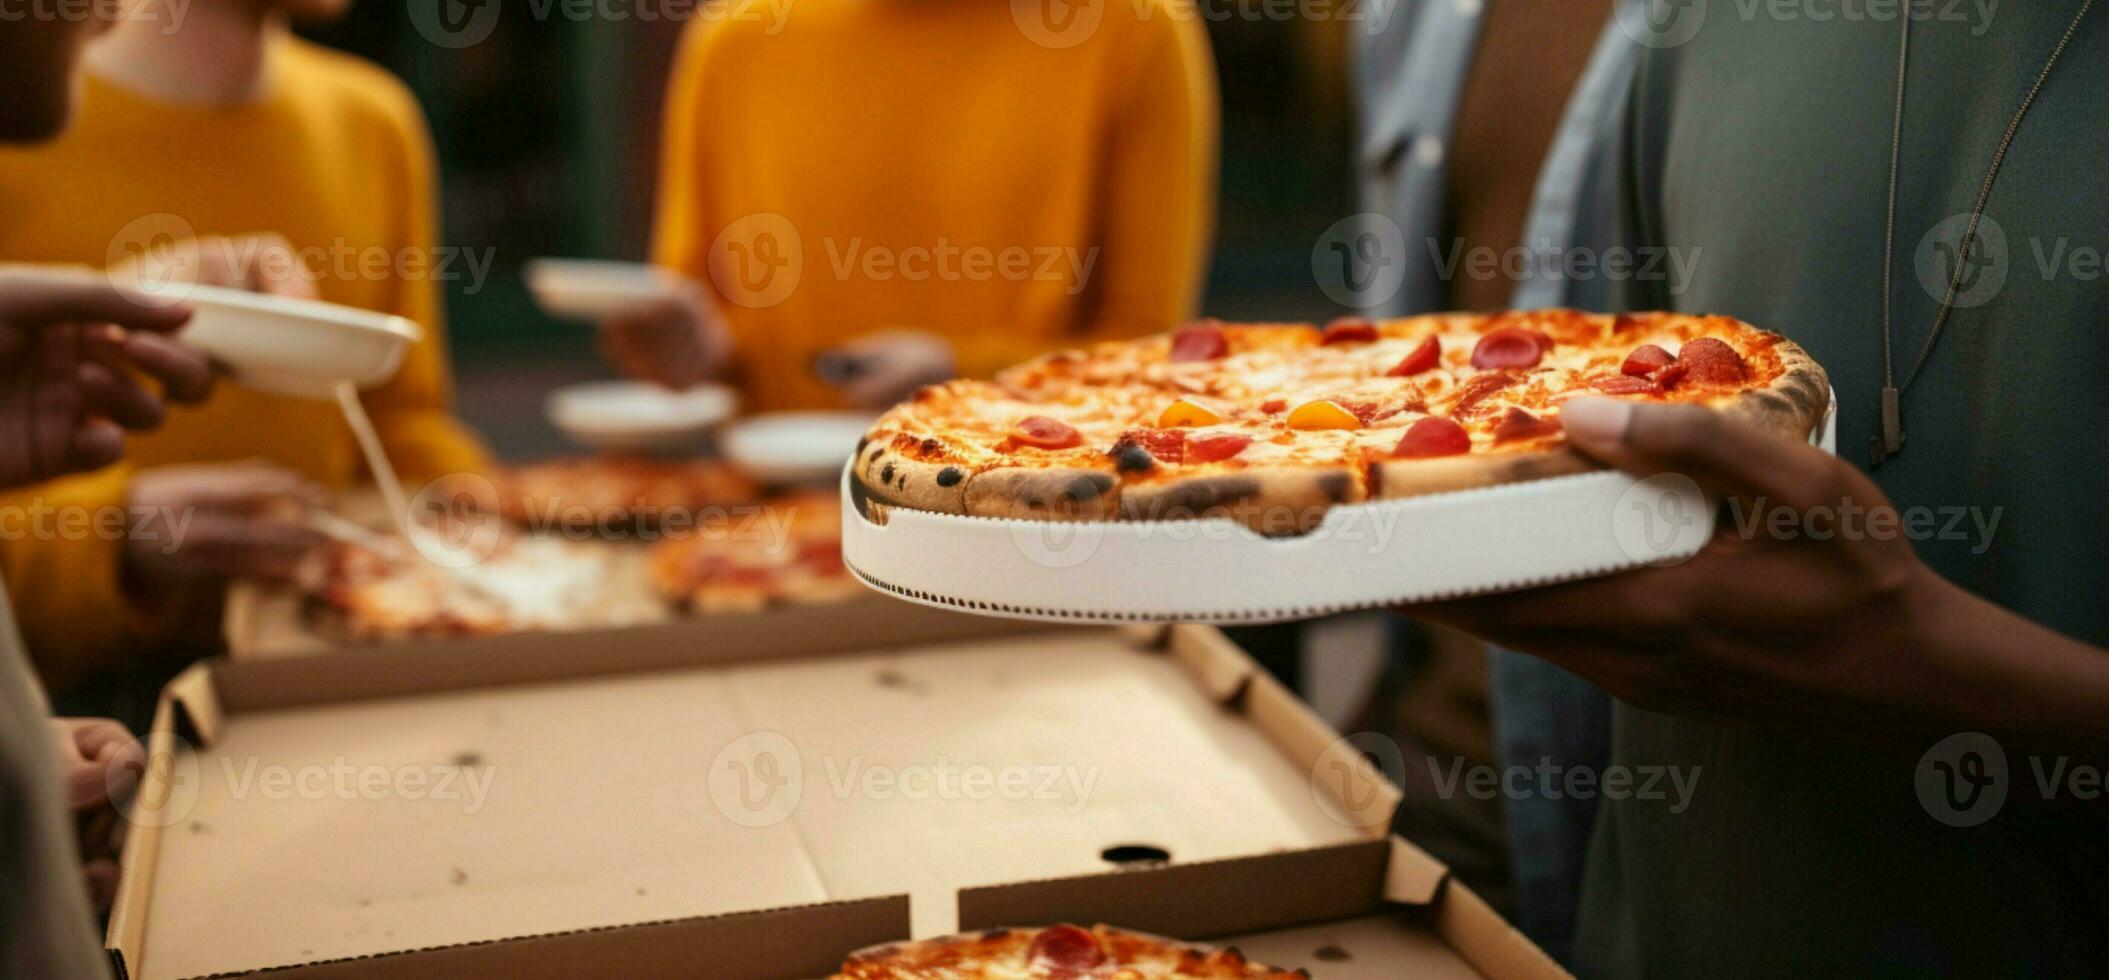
936, 466, 964, 487
855, 435, 869, 454
1122, 477, 1261, 519
920, 437, 942, 454
1064, 473, 1115, 503
1112, 443, 1157, 474
867, 445, 885, 462
1318, 471, 1352, 503
880, 462, 896, 484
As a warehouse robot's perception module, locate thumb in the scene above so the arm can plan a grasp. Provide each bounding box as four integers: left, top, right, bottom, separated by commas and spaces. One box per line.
0, 269, 194, 333
1560, 397, 1843, 513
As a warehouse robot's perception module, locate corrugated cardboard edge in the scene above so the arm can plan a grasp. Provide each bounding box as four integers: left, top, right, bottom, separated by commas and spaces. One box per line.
155, 895, 905, 980
1389, 835, 1569, 979
212, 597, 1046, 713
107, 664, 221, 980
1161, 625, 1402, 835
1429, 870, 1571, 980
957, 839, 1392, 940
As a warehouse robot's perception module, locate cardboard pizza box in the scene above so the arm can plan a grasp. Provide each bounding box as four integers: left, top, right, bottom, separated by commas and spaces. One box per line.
111, 612, 1561, 979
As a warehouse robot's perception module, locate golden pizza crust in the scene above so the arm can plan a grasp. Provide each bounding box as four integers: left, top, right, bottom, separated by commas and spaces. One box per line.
854, 313, 1833, 525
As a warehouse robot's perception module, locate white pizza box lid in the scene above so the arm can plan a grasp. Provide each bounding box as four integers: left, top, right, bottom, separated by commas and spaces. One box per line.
842, 390, 1837, 624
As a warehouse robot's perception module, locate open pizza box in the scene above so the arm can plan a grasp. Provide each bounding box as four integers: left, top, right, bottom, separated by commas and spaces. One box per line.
224, 583, 913, 662
112, 603, 1564, 979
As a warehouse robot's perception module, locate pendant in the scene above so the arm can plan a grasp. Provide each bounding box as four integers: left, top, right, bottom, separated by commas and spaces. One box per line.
1870, 385, 1905, 468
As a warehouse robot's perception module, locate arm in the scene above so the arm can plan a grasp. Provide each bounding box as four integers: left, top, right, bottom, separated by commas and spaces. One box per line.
953, 14, 1218, 379
359, 92, 493, 486
1412, 397, 2109, 754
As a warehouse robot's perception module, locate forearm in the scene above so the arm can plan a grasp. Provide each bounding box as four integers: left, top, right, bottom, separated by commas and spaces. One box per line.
1906, 567, 2109, 753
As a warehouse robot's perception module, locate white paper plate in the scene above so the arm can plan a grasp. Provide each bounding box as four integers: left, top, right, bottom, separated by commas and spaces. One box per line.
524, 259, 684, 321
545, 381, 737, 452
842, 392, 1838, 624
149, 284, 419, 399
722, 411, 876, 484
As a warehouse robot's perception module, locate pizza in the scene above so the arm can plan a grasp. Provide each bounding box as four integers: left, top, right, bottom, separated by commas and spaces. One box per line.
304, 534, 668, 642
646, 489, 861, 614
495, 455, 760, 531
854, 310, 1828, 532
834, 924, 1307, 979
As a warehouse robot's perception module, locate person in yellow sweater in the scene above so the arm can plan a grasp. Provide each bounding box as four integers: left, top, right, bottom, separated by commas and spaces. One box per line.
600, 0, 1218, 412
0, 0, 491, 687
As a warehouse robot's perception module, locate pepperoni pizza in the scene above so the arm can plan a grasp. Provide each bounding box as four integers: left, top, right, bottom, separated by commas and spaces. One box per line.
834, 923, 1307, 979
854, 310, 1828, 532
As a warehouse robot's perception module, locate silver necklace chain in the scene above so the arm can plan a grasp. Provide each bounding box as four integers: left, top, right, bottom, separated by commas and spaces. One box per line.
1874, 0, 2095, 467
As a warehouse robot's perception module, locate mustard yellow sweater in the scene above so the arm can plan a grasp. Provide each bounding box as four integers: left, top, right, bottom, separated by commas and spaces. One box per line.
0, 36, 490, 682
653, 0, 1219, 411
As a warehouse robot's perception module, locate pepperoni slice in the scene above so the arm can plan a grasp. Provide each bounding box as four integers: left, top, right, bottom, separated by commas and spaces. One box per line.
1027, 925, 1106, 972
1621, 344, 1675, 376
1652, 361, 1689, 390
1393, 417, 1471, 458
1451, 370, 1522, 418
1009, 416, 1082, 450
1675, 337, 1749, 385
1470, 327, 1550, 369
1590, 374, 1661, 395
1186, 432, 1253, 463
1387, 336, 1441, 376
1319, 317, 1379, 345
1114, 427, 1186, 464
1169, 322, 1229, 362
1493, 407, 1563, 443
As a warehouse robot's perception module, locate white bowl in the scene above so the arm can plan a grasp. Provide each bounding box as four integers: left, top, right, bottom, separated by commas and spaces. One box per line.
524, 259, 685, 321
546, 381, 738, 452
154, 284, 420, 399
722, 411, 876, 484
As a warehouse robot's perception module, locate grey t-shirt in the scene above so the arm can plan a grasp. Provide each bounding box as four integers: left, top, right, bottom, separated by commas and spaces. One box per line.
1579, 6, 2109, 975
1, 574, 111, 979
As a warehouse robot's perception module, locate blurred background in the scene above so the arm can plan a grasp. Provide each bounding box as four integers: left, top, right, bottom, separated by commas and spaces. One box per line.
302, 8, 1356, 461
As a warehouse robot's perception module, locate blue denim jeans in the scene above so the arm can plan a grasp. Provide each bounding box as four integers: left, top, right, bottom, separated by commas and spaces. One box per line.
1489, 647, 1612, 965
